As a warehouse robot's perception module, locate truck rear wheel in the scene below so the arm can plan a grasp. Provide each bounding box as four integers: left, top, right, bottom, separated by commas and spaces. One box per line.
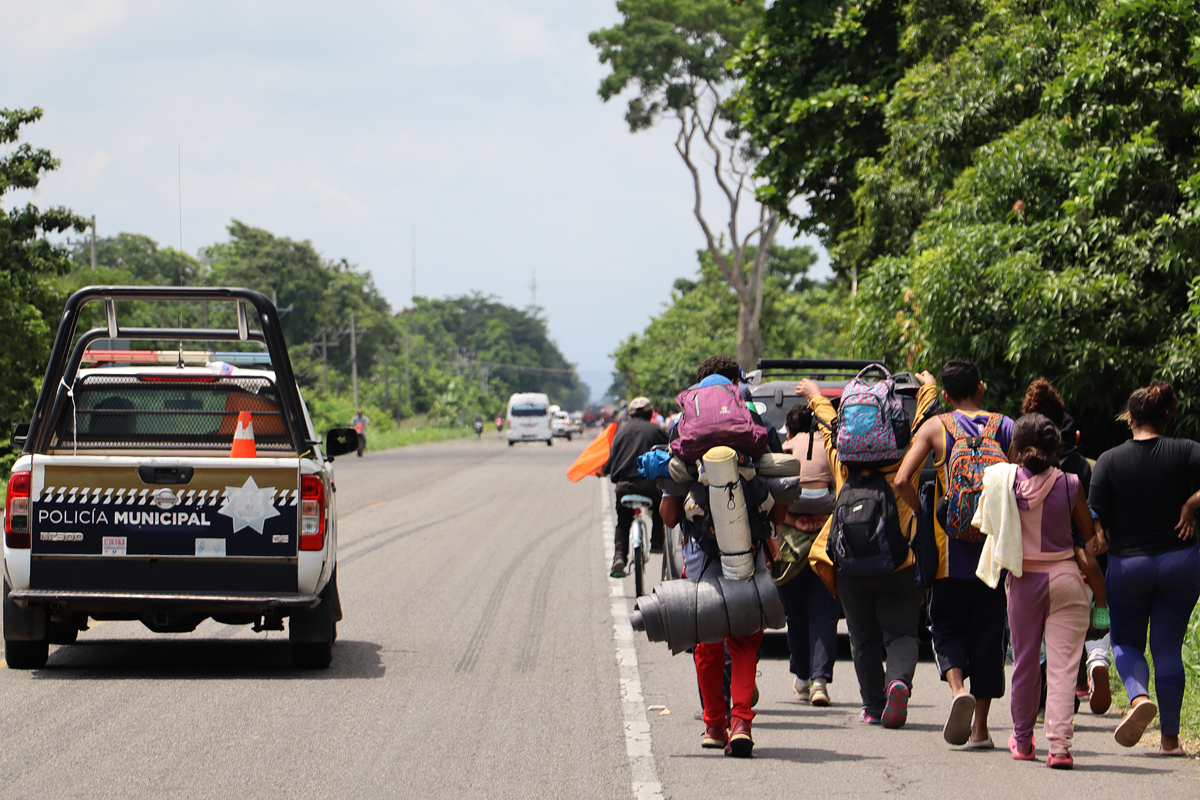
290, 571, 338, 669
4, 641, 48, 669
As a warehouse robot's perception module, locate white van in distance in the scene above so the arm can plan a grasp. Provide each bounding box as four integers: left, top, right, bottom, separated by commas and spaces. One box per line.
506, 393, 553, 447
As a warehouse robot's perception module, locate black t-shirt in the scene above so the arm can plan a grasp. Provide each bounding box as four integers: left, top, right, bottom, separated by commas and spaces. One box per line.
1089, 436, 1200, 557
605, 418, 668, 484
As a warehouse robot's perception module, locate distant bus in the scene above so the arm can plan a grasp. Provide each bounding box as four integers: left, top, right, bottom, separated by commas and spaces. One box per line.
506, 392, 553, 447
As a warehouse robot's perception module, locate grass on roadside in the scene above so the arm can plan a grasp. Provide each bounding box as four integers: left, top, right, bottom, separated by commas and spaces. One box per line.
365, 417, 474, 451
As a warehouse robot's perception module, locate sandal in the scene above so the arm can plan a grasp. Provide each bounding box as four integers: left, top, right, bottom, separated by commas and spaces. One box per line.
943, 692, 975, 745
1114, 700, 1157, 747
1009, 733, 1036, 761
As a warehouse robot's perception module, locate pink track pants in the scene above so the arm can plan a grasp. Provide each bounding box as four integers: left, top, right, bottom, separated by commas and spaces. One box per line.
1006, 563, 1089, 755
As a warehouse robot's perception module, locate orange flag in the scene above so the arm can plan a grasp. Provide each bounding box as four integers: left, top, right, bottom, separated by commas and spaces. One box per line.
566, 423, 617, 482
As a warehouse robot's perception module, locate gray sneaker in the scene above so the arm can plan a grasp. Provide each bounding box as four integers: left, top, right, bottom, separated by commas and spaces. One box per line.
793, 676, 810, 702
610, 556, 627, 579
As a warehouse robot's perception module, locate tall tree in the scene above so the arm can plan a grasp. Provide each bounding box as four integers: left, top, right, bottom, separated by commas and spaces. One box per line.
0, 107, 87, 458
612, 244, 848, 409
590, 0, 782, 369
734, 0, 911, 271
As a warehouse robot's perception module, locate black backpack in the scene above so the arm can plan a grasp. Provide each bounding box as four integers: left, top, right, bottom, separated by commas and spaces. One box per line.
827, 470, 911, 578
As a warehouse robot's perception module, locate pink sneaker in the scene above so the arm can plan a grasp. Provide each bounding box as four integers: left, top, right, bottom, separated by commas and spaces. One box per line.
1009, 733, 1036, 761
881, 680, 909, 729
1047, 751, 1073, 770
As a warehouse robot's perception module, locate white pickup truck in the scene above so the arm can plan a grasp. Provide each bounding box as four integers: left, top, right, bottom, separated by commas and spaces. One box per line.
2, 287, 359, 669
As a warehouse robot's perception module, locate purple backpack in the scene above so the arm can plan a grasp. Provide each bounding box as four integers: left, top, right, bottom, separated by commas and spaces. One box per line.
670, 383, 768, 462
834, 365, 911, 466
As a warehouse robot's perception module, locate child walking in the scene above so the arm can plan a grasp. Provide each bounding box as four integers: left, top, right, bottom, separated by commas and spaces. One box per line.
976, 413, 1097, 768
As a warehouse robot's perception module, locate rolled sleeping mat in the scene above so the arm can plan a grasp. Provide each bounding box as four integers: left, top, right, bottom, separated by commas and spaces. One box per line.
755, 452, 801, 477
764, 475, 801, 505
629, 567, 786, 654
701, 446, 754, 580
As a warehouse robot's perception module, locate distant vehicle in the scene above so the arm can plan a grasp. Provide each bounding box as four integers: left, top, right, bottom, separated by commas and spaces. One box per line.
551, 410, 573, 441
506, 392, 553, 447
3, 287, 357, 670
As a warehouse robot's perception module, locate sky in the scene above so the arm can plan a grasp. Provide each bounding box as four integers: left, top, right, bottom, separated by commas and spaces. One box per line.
1, 0, 826, 401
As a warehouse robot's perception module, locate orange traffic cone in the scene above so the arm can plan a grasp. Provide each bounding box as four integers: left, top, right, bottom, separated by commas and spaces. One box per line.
230, 410, 257, 458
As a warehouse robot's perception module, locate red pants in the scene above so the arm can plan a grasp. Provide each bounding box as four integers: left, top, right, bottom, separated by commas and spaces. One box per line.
694, 631, 763, 727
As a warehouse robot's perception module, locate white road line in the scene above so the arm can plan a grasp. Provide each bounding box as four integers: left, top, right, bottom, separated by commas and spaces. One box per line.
601, 479, 663, 800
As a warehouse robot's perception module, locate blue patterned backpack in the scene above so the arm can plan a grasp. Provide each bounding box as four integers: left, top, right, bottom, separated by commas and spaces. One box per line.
833, 364, 911, 467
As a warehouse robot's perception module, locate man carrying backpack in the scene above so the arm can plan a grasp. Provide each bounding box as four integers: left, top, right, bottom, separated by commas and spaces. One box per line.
660, 355, 782, 758
797, 368, 939, 729
894, 358, 1015, 750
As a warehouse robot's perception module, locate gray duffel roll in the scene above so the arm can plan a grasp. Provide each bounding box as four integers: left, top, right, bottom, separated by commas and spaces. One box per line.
788, 487, 836, 515
764, 475, 801, 505
755, 452, 801, 477
668, 456, 698, 484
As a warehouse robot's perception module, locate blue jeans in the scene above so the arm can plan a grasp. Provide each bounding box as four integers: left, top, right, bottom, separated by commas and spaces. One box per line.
777, 568, 840, 682
1107, 545, 1200, 737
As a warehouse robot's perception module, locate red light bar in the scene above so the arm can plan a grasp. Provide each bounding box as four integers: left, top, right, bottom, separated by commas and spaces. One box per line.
138, 375, 221, 383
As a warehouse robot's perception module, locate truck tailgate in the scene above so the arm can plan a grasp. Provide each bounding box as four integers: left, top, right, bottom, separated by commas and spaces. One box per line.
28, 456, 299, 594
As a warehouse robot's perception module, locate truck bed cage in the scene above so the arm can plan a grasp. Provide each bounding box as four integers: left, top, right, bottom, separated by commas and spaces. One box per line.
754, 358, 886, 379
24, 286, 315, 455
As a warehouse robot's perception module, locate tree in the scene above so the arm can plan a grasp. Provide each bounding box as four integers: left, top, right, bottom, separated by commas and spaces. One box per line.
0, 107, 87, 464
590, 0, 783, 369
612, 244, 848, 409
733, 0, 911, 268
844, 1, 1200, 450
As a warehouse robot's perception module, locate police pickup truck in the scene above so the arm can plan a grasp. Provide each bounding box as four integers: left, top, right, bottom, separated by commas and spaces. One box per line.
3, 287, 359, 669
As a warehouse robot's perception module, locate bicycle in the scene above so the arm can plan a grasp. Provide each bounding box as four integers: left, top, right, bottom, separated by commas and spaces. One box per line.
619, 494, 654, 599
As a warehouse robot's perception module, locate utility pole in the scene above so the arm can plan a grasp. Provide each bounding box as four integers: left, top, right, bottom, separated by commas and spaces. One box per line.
349, 312, 359, 408
481, 365, 488, 396
320, 329, 329, 394
90, 216, 97, 269
404, 327, 411, 417
383, 354, 390, 415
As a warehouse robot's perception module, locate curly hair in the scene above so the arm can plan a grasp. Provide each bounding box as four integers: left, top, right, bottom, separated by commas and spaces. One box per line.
1123, 381, 1178, 431
695, 354, 740, 385
1012, 413, 1061, 474
1020, 378, 1065, 428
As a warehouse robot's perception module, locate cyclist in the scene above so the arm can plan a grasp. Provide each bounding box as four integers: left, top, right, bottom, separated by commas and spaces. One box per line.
474, 414, 484, 439
602, 396, 667, 578
350, 409, 370, 457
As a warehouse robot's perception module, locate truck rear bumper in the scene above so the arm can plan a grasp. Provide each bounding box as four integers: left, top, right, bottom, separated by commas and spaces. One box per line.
7, 589, 320, 613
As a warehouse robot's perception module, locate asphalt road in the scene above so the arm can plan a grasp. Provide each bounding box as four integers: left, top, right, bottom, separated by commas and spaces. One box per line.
2, 434, 1198, 798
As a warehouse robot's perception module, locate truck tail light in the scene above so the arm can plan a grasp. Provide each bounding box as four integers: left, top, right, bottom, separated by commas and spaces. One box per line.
299, 474, 325, 551
5, 471, 32, 549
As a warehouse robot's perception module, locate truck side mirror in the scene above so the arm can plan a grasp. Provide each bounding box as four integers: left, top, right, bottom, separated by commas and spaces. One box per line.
324, 427, 359, 459
10, 423, 29, 449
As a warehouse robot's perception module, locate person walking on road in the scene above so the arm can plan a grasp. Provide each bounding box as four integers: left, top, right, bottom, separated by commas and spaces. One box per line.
602, 396, 667, 578
659, 355, 779, 758
977, 413, 1097, 768
777, 401, 841, 707
1088, 381, 1200, 756
895, 359, 1013, 749
350, 408, 371, 457
800, 370, 940, 729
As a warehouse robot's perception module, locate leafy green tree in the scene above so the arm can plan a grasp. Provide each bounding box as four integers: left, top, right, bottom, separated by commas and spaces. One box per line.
847, 1, 1200, 449
0, 107, 88, 463
591, 0, 784, 369
733, 0, 911, 266
612, 244, 849, 409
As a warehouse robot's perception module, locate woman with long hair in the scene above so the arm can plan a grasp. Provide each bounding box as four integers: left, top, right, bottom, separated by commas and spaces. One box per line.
1089, 382, 1200, 755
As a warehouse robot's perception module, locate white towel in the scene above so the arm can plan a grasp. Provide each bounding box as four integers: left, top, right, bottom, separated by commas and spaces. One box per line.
972, 463, 1022, 588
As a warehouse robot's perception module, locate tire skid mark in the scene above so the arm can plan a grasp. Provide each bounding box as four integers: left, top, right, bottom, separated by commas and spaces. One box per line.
516, 524, 587, 673
454, 523, 563, 674
337, 505, 479, 566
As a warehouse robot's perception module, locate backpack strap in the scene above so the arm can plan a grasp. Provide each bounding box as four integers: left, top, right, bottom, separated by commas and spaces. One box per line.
938, 412, 966, 441
980, 412, 1004, 441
